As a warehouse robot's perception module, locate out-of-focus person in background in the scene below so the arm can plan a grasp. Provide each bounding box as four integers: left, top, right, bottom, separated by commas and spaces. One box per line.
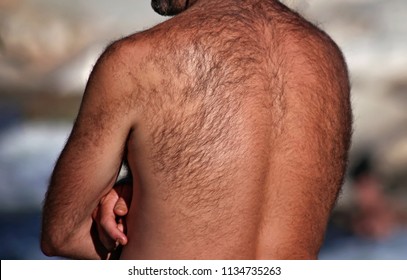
328, 154, 407, 239
1, 0, 406, 260
321, 151, 407, 259
350, 155, 407, 240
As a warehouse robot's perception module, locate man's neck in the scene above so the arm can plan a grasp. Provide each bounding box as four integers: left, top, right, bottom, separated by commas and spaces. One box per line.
190, 0, 278, 10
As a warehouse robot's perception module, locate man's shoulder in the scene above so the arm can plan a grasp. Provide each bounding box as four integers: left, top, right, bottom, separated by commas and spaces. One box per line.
99, 32, 153, 66
84, 34, 154, 113
274, 14, 349, 94
91, 30, 160, 87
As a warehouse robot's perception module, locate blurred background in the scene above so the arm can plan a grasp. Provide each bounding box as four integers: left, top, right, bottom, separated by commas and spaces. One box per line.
0, 0, 406, 259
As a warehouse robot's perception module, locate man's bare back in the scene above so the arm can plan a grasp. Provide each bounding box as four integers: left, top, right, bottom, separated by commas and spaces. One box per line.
41, 0, 352, 260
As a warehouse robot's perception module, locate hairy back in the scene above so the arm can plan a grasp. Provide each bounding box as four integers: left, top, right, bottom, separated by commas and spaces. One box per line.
138, 1, 285, 191
121, 0, 351, 259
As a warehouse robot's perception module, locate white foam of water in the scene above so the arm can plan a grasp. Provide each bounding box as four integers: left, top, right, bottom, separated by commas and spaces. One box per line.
0, 122, 71, 211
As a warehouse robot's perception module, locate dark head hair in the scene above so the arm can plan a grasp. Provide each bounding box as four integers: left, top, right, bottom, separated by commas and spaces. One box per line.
151, 0, 192, 16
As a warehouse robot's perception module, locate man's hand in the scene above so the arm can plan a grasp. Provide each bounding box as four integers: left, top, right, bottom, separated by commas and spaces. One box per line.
92, 181, 132, 256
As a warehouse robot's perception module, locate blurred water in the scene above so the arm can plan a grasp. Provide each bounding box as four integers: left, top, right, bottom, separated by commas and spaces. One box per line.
320, 227, 407, 260
0, 121, 70, 259
0, 211, 52, 259
0, 122, 71, 211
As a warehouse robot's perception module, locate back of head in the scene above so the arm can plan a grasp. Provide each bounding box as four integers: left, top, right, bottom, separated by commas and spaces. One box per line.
151, 0, 196, 16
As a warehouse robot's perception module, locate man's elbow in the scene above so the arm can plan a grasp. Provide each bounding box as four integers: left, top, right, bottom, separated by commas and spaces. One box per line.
40, 238, 56, 257
40, 228, 69, 257
41, 233, 60, 257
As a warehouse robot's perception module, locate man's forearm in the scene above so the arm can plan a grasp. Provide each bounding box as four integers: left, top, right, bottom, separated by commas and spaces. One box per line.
41, 164, 108, 260
40, 142, 120, 259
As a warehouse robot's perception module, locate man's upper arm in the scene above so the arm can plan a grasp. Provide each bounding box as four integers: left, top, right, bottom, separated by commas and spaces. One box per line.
41, 41, 138, 258
257, 31, 352, 259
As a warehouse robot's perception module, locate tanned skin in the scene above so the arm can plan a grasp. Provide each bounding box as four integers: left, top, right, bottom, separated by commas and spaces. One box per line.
41, 0, 352, 259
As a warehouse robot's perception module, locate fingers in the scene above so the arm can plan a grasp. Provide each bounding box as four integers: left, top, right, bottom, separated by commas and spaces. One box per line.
93, 192, 128, 252
113, 183, 132, 217
99, 191, 128, 246
93, 207, 116, 251
93, 183, 133, 253
114, 197, 129, 216
117, 219, 124, 233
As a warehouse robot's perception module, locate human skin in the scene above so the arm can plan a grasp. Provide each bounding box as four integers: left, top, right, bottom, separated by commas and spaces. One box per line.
41, 0, 352, 259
